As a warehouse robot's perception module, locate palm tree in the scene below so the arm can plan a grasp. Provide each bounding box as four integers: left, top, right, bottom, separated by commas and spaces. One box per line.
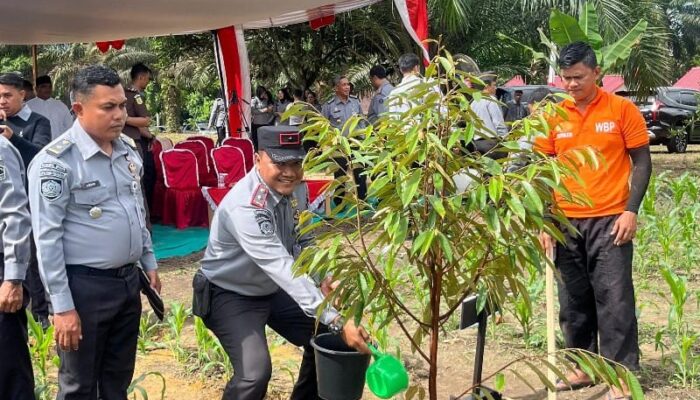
150, 34, 219, 132
36, 39, 155, 102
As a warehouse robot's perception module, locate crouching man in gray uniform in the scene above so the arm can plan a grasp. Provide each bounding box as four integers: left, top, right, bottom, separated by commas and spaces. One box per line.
194, 125, 370, 400
0, 135, 34, 399
28, 65, 160, 400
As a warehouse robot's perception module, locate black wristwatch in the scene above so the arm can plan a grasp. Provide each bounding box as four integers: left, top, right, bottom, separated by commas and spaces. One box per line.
329, 316, 345, 335
6, 279, 22, 286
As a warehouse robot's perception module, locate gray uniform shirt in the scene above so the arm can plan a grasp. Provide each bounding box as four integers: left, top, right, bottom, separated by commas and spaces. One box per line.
321, 95, 365, 135
471, 96, 508, 138
0, 136, 31, 281
200, 169, 339, 325
367, 82, 395, 123
28, 120, 157, 313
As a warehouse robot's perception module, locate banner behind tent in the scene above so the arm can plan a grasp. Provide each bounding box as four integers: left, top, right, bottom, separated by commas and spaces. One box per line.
214, 0, 429, 137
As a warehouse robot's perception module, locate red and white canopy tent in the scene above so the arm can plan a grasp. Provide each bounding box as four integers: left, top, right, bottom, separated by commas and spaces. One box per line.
1, 0, 429, 137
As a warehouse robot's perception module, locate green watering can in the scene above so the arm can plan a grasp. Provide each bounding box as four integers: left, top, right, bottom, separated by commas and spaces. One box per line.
366, 344, 409, 399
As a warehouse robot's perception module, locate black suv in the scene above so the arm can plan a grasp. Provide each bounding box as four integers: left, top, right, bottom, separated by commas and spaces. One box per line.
637, 87, 699, 153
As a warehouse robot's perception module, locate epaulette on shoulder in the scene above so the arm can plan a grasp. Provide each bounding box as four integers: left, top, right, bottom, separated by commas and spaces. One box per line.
250, 184, 269, 208
120, 134, 137, 150
350, 95, 359, 99
46, 139, 74, 157
325, 98, 335, 104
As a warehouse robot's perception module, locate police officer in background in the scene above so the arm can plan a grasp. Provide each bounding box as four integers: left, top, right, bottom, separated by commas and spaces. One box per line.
0, 134, 34, 399
28, 65, 160, 399
193, 125, 370, 400
367, 65, 394, 123
321, 75, 368, 204
124, 63, 156, 222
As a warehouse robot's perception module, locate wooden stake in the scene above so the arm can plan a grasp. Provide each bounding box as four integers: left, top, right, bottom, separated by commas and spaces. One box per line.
546, 247, 557, 400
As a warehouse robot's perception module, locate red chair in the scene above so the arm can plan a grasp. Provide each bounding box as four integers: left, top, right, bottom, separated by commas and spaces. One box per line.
174, 140, 216, 187
188, 136, 216, 177
187, 135, 215, 152
158, 136, 174, 150
150, 139, 166, 220
211, 146, 247, 187
160, 149, 209, 229
222, 137, 255, 172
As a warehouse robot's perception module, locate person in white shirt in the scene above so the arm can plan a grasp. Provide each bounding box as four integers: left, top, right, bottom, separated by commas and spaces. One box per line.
388, 53, 443, 116
26, 75, 73, 140
469, 72, 508, 158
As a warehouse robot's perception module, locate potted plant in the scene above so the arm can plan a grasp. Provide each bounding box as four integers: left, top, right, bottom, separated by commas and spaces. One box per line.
295, 49, 642, 399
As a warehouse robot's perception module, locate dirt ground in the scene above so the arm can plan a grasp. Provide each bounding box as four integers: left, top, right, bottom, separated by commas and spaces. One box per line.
130, 144, 700, 400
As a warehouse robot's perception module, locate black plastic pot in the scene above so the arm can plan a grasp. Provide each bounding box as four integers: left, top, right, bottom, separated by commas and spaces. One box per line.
311, 333, 371, 400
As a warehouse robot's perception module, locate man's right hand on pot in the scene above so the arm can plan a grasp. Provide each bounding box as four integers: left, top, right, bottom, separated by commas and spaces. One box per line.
340, 318, 371, 354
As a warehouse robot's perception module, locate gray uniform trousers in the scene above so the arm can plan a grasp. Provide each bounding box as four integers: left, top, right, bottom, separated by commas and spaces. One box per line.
203, 284, 326, 400
0, 257, 35, 400
556, 214, 640, 370
57, 265, 141, 400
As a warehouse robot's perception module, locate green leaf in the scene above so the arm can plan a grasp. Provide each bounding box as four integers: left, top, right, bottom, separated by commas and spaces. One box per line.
524, 360, 556, 391
401, 169, 422, 207
494, 372, 506, 392
506, 196, 526, 220
521, 181, 544, 214
549, 9, 588, 46
579, 2, 603, 50
601, 19, 647, 71
436, 232, 454, 262
428, 196, 446, 218
488, 176, 504, 203
624, 371, 644, 400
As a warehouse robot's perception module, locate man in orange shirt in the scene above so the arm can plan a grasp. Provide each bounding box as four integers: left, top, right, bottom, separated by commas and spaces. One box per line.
537, 42, 651, 400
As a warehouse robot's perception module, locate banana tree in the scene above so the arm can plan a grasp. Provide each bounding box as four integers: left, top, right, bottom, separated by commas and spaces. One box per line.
501, 1, 647, 81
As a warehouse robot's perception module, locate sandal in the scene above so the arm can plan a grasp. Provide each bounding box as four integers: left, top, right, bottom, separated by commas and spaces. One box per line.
554, 369, 594, 392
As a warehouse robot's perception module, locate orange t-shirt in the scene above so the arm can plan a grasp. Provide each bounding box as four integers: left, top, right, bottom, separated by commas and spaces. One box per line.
534, 88, 649, 218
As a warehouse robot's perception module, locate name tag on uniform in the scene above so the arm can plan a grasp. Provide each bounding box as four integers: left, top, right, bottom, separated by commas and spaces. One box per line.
80, 180, 101, 189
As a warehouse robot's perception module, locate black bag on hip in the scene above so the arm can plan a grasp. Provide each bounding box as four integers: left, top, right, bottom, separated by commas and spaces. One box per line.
192, 270, 212, 319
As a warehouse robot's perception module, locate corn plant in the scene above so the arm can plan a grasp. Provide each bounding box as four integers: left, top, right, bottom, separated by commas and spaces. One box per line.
138, 311, 164, 354
193, 316, 231, 379
27, 311, 57, 400
655, 266, 700, 387
166, 302, 190, 363
127, 371, 166, 400
509, 268, 545, 349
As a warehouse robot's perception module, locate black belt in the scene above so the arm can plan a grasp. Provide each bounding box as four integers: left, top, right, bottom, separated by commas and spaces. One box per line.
66, 263, 136, 278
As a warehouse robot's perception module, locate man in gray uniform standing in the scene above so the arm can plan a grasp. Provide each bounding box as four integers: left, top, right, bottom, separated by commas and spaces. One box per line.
194, 125, 370, 400
321, 75, 367, 205
0, 134, 34, 399
28, 65, 160, 400
367, 65, 394, 123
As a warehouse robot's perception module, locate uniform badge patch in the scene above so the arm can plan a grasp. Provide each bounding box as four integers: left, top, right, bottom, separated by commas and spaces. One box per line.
135, 95, 144, 105
40, 178, 63, 201
254, 209, 275, 236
